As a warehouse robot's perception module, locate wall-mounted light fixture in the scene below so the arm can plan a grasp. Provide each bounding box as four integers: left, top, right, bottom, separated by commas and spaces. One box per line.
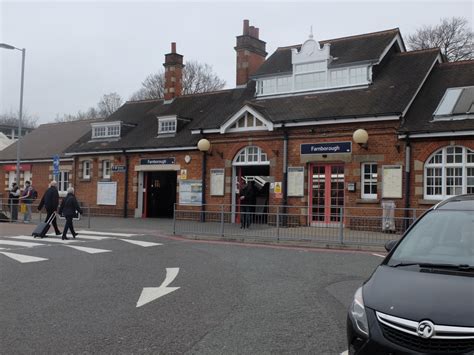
353, 129, 369, 149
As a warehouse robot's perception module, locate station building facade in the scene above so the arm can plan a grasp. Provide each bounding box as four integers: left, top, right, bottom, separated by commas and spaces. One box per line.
3, 20, 473, 224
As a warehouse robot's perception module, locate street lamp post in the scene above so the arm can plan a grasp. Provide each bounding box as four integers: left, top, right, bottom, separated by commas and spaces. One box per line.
197, 138, 211, 222
0, 43, 26, 185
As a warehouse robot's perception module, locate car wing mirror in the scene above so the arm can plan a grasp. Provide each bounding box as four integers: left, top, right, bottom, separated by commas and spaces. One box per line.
384, 240, 397, 252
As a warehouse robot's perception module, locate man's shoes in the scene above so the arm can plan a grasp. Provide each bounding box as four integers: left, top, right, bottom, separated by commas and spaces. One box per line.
72, 233, 78, 239
62, 236, 69, 240
55, 232, 61, 236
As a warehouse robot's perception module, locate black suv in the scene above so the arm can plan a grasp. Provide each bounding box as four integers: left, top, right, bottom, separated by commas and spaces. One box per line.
347, 194, 474, 354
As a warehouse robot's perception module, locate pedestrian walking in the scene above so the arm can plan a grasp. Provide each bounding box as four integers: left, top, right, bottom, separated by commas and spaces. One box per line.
19, 181, 34, 223
239, 180, 256, 229
59, 187, 83, 240
37, 180, 61, 235
8, 182, 20, 221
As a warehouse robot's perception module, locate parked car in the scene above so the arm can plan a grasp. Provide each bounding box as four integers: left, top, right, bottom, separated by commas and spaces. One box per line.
347, 194, 474, 354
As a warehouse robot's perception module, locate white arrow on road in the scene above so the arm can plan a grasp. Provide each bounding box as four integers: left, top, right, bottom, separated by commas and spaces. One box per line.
136, 268, 180, 308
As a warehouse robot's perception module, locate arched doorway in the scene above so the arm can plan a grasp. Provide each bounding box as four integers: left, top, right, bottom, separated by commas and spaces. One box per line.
231, 146, 271, 223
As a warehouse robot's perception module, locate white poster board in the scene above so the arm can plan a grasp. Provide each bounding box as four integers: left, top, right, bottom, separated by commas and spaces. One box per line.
382, 165, 403, 198
179, 179, 202, 205
288, 167, 304, 197
210, 169, 225, 196
97, 181, 117, 205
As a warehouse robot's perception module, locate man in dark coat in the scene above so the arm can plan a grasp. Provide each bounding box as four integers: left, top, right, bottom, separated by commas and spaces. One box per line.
59, 187, 83, 240
8, 182, 20, 221
239, 180, 256, 229
37, 180, 61, 235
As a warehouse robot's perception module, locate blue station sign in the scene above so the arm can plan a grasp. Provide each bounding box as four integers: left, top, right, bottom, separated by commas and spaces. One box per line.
300, 142, 352, 155
140, 158, 176, 165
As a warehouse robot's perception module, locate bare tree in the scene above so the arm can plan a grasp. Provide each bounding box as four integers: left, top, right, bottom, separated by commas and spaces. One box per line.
407, 17, 473, 61
0, 110, 38, 128
130, 60, 226, 100
97, 92, 123, 117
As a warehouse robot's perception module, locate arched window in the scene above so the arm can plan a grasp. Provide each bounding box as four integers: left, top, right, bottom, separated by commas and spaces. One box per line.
233, 146, 269, 165
424, 146, 474, 199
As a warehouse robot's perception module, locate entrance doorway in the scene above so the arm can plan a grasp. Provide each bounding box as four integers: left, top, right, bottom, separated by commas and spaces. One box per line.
144, 171, 177, 218
309, 164, 344, 225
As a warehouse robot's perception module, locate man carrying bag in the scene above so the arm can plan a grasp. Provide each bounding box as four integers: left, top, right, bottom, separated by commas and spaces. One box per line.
37, 180, 61, 236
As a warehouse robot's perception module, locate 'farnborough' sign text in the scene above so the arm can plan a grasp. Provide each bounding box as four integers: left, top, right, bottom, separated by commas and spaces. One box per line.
300, 142, 352, 155
140, 158, 175, 165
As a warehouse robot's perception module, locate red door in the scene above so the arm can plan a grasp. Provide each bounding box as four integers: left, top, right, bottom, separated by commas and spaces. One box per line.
310, 164, 344, 225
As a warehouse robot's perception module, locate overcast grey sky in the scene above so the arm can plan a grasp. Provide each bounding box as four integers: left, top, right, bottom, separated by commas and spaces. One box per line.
1, 0, 472, 124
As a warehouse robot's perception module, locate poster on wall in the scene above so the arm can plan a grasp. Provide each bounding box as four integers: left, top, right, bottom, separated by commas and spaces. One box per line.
179, 179, 202, 205
210, 169, 225, 196
97, 181, 117, 205
382, 165, 403, 198
288, 167, 304, 197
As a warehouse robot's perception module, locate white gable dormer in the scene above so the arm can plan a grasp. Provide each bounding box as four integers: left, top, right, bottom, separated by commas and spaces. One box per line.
157, 115, 177, 136
220, 105, 274, 134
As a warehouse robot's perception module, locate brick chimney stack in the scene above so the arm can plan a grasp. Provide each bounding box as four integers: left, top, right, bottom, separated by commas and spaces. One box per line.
234, 19, 267, 86
163, 42, 184, 100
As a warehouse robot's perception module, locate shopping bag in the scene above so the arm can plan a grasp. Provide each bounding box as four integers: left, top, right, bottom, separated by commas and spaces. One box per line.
20, 203, 27, 213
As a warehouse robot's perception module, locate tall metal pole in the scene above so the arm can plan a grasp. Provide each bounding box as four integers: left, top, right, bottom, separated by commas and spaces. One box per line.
201, 151, 207, 222
15, 48, 26, 185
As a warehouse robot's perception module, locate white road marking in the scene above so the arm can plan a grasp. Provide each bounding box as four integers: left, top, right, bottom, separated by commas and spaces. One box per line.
372, 253, 386, 258
119, 239, 162, 248
136, 268, 180, 308
0, 251, 48, 263
0, 247, 7, 250
12, 236, 78, 244
47, 234, 110, 240
64, 245, 111, 254
77, 230, 139, 237
340, 351, 348, 355
0, 239, 47, 248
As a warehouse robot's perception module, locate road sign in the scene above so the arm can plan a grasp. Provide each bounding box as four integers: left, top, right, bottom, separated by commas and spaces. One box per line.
53, 155, 60, 176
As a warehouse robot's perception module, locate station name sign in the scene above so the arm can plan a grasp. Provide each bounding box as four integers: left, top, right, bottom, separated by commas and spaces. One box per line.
140, 158, 175, 165
300, 142, 352, 155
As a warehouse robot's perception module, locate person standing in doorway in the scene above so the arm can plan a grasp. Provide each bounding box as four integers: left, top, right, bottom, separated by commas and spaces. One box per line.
59, 187, 83, 240
19, 181, 33, 223
8, 182, 20, 221
37, 180, 61, 236
240, 180, 256, 229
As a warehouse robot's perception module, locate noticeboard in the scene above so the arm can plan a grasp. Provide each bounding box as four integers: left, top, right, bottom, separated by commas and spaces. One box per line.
179, 179, 202, 205
382, 165, 403, 199
288, 167, 304, 197
210, 169, 225, 196
97, 181, 117, 205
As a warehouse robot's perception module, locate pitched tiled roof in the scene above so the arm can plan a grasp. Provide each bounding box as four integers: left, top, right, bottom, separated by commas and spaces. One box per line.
192, 49, 439, 129
253, 28, 402, 77
400, 60, 474, 134
0, 119, 101, 161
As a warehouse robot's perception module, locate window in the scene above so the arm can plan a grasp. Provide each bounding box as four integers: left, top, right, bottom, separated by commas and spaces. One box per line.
276, 76, 291, 93
82, 161, 91, 179
361, 163, 378, 199
330, 69, 349, 87
91, 122, 121, 139
57, 171, 69, 193
424, 146, 474, 199
229, 112, 267, 131
295, 72, 326, 90
433, 86, 474, 119
234, 146, 269, 165
102, 160, 111, 179
349, 67, 367, 84
158, 118, 177, 134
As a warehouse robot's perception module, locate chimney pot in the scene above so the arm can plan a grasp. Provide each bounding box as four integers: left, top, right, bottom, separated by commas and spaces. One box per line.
255, 28, 259, 39
171, 42, 176, 53
243, 19, 250, 35
249, 26, 255, 37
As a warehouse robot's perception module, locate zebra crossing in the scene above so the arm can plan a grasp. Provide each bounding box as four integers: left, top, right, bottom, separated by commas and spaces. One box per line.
0, 230, 162, 264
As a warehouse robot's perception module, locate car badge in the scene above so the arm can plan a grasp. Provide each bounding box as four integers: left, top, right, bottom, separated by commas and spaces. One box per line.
417, 320, 435, 339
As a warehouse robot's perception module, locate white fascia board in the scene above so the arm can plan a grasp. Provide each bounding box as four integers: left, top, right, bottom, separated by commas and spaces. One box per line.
126, 146, 198, 153
91, 121, 121, 127
191, 129, 220, 135
64, 150, 123, 156
157, 114, 177, 120
256, 84, 369, 100
401, 54, 442, 118
376, 34, 405, 64
0, 158, 74, 164
220, 105, 274, 134
399, 131, 474, 139
274, 115, 400, 128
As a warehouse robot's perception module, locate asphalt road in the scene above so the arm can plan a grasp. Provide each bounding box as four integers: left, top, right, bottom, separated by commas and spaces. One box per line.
0, 230, 382, 354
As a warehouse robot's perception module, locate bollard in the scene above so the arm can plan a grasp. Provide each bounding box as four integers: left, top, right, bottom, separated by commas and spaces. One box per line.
172, 203, 177, 235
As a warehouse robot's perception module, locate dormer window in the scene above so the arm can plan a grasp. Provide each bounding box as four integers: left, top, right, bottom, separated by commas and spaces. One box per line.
433, 86, 474, 120
157, 116, 177, 134
91, 122, 121, 139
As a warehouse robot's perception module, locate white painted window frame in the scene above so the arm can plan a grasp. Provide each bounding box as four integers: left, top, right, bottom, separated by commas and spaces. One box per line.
424, 146, 474, 200
57, 171, 70, 194
233, 146, 270, 166
91, 122, 121, 139
158, 117, 177, 134
102, 160, 111, 180
82, 160, 91, 179
361, 162, 378, 199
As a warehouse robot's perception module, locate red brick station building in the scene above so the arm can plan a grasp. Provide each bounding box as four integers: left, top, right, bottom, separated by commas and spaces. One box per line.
1, 20, 473, 224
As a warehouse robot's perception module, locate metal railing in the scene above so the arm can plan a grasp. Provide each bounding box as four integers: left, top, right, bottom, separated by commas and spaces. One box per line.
173, 203, 427, 246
